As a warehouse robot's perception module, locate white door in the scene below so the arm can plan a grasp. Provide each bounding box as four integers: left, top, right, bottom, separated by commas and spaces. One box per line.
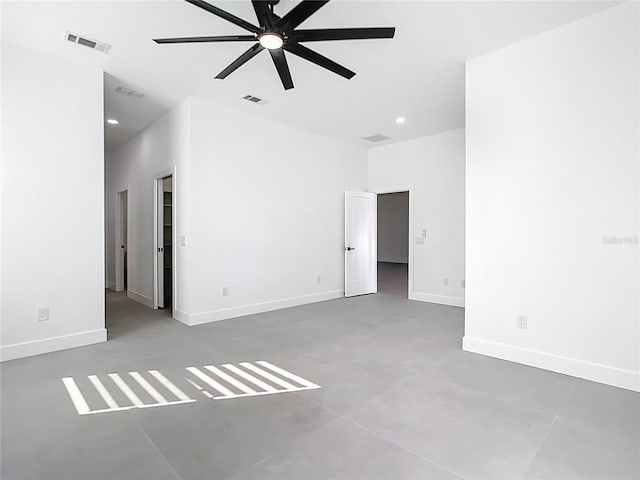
156, 180, 165, 309
345, 191, 377, 297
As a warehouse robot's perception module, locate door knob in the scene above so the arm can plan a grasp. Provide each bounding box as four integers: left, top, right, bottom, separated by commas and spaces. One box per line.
346, 246, 356, 251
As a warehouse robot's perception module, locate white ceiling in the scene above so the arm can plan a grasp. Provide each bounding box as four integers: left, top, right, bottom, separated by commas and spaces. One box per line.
2, 0, 618, 151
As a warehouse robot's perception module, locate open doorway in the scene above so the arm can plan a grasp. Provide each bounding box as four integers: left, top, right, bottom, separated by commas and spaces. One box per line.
115, 189, 128, 292
154, 174, 173, 311
377, 191, 409, 297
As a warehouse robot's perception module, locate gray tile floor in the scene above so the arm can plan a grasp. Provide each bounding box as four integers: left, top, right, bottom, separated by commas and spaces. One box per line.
378, 262, 408, 297
1, 264, 638, 480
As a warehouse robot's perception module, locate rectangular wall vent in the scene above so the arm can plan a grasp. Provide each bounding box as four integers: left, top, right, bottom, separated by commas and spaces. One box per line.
115, 86, 145, 99
242, 94, 269, 106
363, 134, 391, 142
64, 30, 111, 54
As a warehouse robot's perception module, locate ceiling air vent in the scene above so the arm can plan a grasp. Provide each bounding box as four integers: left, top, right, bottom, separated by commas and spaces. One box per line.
363, 134, 391, 143
115, 86, 145, 99
242, 94, 269, 106
64, 30, 111, 54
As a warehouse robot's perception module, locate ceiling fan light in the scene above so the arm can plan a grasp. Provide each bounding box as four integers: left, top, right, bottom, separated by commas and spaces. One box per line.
259, 32, 284, 50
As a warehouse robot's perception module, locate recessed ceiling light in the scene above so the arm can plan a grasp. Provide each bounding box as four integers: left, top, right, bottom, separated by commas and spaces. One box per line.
106, 118, 119, 125
396, 117, 406, 125
258, 32, 284, 50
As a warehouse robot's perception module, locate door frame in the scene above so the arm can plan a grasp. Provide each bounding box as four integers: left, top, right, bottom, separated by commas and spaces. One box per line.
370, 186, 414, 299
153, 167, 177, 312
115, 187, 130, 292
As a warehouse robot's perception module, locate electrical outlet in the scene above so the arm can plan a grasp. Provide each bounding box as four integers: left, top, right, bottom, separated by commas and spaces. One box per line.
38, 307, 49, 322
222, 287, 229, 297
517, 314, 528, 329
461, 280, 465, 288
443, 278, 448, 286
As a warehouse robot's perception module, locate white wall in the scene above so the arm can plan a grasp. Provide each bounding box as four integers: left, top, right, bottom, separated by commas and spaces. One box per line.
464, 3, 639, 391
183, 97, 367, 323
368, 129, 466, 307
106, 100, 191, 308
105, 96, 367, 324
1, 43, 105, 360
377, 192, 409, 263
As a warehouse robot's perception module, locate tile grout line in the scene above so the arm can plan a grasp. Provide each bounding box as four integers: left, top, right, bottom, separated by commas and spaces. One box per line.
127, 411, 185, 480
520, 379, 578, 478
298, 394, 470, 480
228, 414, 344, 479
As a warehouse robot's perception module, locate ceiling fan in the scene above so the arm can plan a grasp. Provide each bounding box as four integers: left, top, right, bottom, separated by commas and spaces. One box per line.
153, 0, 396, 90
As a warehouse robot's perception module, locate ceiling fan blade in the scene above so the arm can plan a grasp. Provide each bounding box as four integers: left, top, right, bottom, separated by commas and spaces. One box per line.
284, 43, 355, 79
293, 27, 395, 42
154, 35, 257, 44
277, 1, 330, 30
252, 0, 274, 28
215, 43, 264, 79
269, 49, 294, 90
186, 0, 261, 34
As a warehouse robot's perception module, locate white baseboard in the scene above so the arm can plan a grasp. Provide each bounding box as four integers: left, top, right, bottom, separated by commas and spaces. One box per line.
180, 289, 344, 326
127, 289, 154, 309
107, 281, 116, 290
173, 309, 190, 326
0, 328, 107, 362
463, 336, 640, 392
410, 292, 465, 307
